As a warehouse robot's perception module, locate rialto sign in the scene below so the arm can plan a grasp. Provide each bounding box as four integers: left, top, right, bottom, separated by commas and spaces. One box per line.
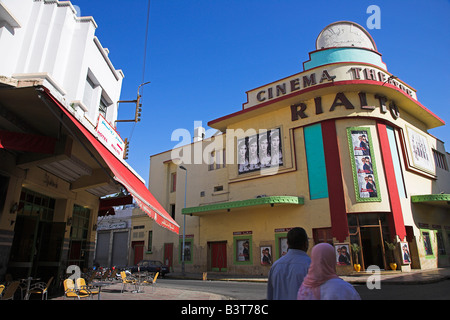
243, 63, 417, 109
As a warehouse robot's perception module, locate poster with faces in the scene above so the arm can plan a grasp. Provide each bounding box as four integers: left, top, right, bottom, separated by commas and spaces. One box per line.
347, 127, 381, 202
237, 128, 283, 175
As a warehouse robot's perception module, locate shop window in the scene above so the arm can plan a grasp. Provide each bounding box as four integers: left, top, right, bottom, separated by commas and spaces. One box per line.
276, 234, 288, 259
18, 188, 55, 221
233, 233, 252, 265
422, 231, 433, 256
68, 205, 91, 268
179, 238, 193, 263
436, 231, 446, 255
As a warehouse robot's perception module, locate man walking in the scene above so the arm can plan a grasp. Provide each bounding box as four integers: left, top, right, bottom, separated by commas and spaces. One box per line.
267, 227, 311, 300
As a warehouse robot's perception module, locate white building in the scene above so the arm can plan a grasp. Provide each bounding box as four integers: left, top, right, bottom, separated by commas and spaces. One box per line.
0, 0, 177, 283
0, 0, 124, 128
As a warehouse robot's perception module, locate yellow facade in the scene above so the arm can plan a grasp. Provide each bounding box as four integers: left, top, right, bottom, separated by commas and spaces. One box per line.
145, 22, 449, 275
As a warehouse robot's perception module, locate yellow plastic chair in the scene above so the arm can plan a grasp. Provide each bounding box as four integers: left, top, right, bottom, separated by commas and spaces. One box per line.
63, 279, 89, 300
27, 276, 54, 300
142, 272, 159, 292
1, 281, 20, 300
120, 271, 136, 293
0, 284, 4, 298
76, 278, 99, 299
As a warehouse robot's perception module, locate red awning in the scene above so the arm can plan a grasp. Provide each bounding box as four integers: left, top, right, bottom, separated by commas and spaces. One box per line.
41, 87, 179, 234
0, 130, 56, 153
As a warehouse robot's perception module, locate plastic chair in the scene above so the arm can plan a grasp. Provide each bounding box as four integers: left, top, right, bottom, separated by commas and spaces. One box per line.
63, 279, 89, 300
120, 271, 136, 293
76, 278, 99, 299
27, 276, 54, 300
1, 281, 20, 300
0, 284, 4, 298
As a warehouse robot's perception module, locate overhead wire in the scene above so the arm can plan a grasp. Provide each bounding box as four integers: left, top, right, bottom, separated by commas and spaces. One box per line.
128, 0, 151, 142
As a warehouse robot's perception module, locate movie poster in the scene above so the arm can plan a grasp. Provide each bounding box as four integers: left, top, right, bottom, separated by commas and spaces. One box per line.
405, 126, 435, 174
237, 128, 283, 175
347, 127, 381, 202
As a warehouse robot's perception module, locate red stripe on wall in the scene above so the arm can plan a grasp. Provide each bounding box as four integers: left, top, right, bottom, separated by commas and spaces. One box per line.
376, 122, 406, 241
321, 120, 349, 242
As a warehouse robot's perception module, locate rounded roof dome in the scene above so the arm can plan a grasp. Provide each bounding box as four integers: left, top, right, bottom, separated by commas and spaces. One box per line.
316, 21, 377, 51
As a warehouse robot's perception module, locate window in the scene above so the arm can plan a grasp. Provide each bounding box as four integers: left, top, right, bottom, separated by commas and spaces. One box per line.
170, 172, 176, 192
433, 149, 448, 170
170, 204, 176, 219
179, 238, 193, 263
313, 228, 333, 245
99, 96, 108, 118
213, 185, 224, 192
436, 231, 446, 255
147, 230, 153, 251
208, 149, 226, 171
422, 231, 433, 256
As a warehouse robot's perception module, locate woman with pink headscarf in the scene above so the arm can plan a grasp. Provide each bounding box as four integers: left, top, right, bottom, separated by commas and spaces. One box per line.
297, 243, 361, 300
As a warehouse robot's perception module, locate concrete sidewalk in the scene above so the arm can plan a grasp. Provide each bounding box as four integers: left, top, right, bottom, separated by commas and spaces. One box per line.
166, 266, 450, 285
51, 267, 450, 300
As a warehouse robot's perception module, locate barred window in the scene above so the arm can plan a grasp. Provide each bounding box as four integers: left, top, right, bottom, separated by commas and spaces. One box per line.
432, 149, 448, 171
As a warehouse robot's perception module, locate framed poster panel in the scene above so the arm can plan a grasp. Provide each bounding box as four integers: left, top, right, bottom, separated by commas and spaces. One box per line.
400, 242, 411, 264
347, 127, 381, 202
404, 126, 435, 175
237, 127, 283, 175
335, 243, 352, 266
260, 246, 272, 265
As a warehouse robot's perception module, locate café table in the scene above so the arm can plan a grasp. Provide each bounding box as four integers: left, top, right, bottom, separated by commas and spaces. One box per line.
90, 281, 114, 300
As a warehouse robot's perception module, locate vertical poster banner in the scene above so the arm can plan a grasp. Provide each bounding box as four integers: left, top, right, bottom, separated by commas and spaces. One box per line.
347, 127, 381, 202
237, 127, 283, 175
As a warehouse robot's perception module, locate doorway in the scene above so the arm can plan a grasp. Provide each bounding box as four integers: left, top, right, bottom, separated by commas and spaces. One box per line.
360, 227, 384, 269
348, 213, 390, 270
132, 241, 144, 265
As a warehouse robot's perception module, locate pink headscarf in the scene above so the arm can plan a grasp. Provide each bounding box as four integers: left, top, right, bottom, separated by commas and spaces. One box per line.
298, 243, 338, 300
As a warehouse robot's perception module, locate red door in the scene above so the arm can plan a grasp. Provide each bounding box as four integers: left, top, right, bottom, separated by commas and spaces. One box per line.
164, 243, 173, 270
132, 241, 144, 265
210, 242, 227, 272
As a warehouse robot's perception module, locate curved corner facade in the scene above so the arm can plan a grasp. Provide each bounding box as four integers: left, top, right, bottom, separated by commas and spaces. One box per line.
147, 22, 449, 275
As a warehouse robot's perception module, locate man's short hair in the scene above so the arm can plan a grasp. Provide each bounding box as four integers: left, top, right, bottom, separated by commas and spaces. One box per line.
287, 227, 308, 250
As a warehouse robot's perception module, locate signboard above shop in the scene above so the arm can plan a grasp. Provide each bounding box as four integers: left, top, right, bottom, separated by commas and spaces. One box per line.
96, 115, 125, 159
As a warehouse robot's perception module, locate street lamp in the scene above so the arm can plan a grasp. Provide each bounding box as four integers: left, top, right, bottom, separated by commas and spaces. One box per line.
179, 165, 187, 275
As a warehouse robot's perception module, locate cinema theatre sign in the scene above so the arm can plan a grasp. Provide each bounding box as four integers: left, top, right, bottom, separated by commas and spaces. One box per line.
244, 63, 417, 109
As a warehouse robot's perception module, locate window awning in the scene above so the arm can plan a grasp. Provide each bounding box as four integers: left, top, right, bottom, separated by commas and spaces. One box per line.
411, 194, 450, 209
39, 87, 179, 234
182, 196, 304, 216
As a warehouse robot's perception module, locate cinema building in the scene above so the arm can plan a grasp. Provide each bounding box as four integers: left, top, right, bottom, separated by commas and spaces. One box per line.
0, 0, 177, 283
147, 21, 449, 275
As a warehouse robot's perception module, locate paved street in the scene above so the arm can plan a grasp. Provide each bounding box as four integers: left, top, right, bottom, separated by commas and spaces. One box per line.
50, 267, 450, 301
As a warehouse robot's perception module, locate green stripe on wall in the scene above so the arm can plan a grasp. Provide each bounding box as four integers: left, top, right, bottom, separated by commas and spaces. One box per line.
304, 124, 328, 199
386, 126, 406, 198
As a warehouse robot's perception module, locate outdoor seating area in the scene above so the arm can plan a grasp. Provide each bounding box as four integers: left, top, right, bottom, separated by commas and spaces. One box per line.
0, 266, 161, 300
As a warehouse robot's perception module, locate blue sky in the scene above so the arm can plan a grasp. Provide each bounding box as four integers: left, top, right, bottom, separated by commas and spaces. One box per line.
71, 0, 449, 185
